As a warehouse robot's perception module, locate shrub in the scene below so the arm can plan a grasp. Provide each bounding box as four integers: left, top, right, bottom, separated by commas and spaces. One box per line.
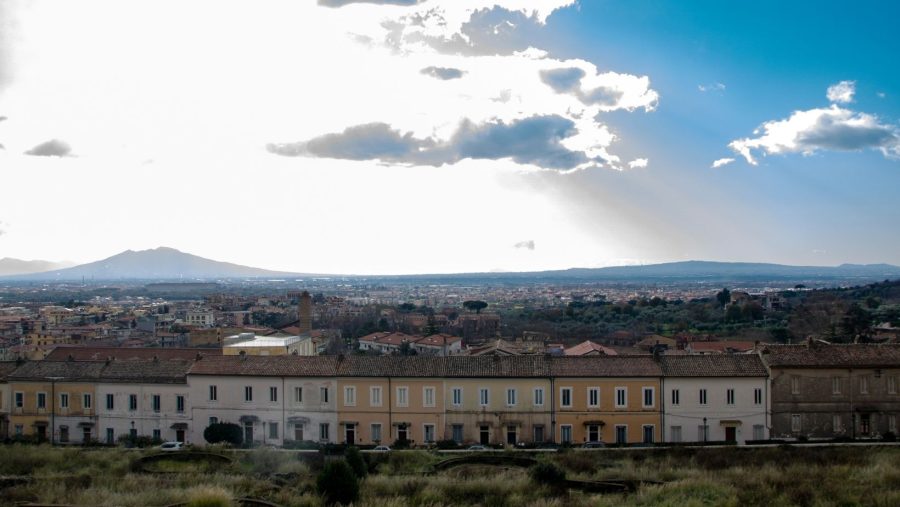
317, 460, 359, 505
203, 423, 243, 446
530, 461, 566, 485
435, 439, 460, 450
883, 431, 897, 442
345, 446, 367, 478
117, 434, 162, 448
392, 438, 411, 449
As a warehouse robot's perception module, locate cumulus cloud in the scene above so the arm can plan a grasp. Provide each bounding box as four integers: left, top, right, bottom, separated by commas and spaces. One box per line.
711, 158, 735, 168
513, 240, 535, 250
826, 80, 855, 103
627, 158, 648, 168
698, 82, 725, 93
540, 66, 658, 112
420, 66, 465, 80
25, 139, 72, 157
269, 114, 600, 170
319, 0, 422, 7
728, 105, 900, 165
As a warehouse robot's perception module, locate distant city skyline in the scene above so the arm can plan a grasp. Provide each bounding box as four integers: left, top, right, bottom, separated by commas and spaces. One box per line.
1, 1, 898, 275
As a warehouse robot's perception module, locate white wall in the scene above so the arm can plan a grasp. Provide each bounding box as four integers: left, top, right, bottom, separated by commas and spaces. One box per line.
96, 382, 192, 443
662, 377, 768, 444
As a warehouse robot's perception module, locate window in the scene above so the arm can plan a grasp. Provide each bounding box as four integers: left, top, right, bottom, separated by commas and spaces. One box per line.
83, 393, 92, 410
37, 392, 47, 409
269, 422, 279, 439
106, 393, 114, 410
587, 387, 599, 408
479, 388, 489, 407
60, 393, 69, 409
59, 426, 69, 443
14, 425, 23, 436
129, 394, 138, 411
269, 386, 278, 402
153, 429, 161, 440
560, 425, 572, 444
615, 425, 628, 444
371, 423, 382, 442
106, 428, 115, 444
370, 386, 382, 407
698, 424, 709, 441
671, 389, 680, 406
726, 389, 735, 405
451, 387, 462, 406
209, 417, 219, 426
754, 388, 763, 405
791, 414, 801, 432
889, 414, 897, 433
615, 387, 627, 408
320, 387, 329, 403
533, 425, 544, 443
424, 387, 436, 407
642, 387, 654, 408
791, 376, 800, 395
533, 388, 544, 407
560, 387, 572, 408
506, 388, 517, 406
832, 377, 842, 395
888, 376, 897, 394
587, 424, 600, 442
244, 386, 253, 402
319, 423, 330, 441
860, 376, 869, 394
152, 394, 161, 413
753, 425, 765, 440
344, 386, 356, 406
642, 425, 655, 444
699, 389, 708, 405
396, 387, 409, 407
294, 387, 303, 403
670, 426, 682, 443
833, 414, 842, 432
15, 392, 23, 409
452, 424, 463, 443
176, 395, 185, 413
424, 424, 435, 443
209, 385, 218, 401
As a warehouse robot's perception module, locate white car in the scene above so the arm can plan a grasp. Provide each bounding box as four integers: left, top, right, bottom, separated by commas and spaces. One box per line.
372, 445, 392, 452
158, 441, 185, 451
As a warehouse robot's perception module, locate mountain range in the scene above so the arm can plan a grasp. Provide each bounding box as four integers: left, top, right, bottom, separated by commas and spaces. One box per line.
2, 247, 900, 282
0, 257, 75, 276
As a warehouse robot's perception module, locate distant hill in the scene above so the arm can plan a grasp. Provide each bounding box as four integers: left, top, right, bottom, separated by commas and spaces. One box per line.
0, 247, 308, 281
0, 258, 75, 276
383, 260, 900, 283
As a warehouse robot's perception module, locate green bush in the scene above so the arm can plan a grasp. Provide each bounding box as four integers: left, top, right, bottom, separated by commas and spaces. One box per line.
317, 460, 359, 505
345, 446, 367, 478
203, 423, 243, 446
435, 439, 460, 450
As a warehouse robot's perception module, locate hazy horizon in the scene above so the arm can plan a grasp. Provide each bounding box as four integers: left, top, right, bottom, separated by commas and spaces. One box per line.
2, 1, 898, 275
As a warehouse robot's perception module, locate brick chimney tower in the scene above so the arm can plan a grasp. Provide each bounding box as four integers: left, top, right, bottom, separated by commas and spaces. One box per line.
298, 291, 312, 334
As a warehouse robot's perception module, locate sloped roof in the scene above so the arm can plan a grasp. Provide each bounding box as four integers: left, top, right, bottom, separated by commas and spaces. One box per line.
564, 340, 618, 356
99, 359, 193, 384
443, 356, 549, 377
8, 361, 107, 382
337, 356, 447, 377
659, 354, 767, 377
45, 346, 217, 361
188, 355, 338, 377
550, 356, 662, 377
762, 343, 900, 368
0, 361, 19, 381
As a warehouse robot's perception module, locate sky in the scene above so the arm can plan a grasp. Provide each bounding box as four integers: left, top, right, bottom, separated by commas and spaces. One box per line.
0, 0, 898, 275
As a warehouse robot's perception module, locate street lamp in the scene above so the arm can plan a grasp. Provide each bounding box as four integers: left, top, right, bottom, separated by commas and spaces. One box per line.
46, 376, 64, 445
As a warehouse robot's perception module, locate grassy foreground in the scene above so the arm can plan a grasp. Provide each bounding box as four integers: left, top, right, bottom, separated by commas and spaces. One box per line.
1, 444, 898, 506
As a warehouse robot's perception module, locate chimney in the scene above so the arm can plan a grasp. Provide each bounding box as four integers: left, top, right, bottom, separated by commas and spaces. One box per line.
298, 291, 312, 335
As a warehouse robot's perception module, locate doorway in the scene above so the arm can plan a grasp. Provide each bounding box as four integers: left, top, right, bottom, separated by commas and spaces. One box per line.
479, 425, 490, 445
345, 424, 356, 445
244, 423, 253, 444
725, 426, 736, 442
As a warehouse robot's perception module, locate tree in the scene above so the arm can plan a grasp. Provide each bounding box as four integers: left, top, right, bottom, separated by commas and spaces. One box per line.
715, 288, 731, 308
463, 300, 488, 314
345, 446, 367, 478
203, 422, 243, 446
398, 303, 417, 313
317, 460, 359, 506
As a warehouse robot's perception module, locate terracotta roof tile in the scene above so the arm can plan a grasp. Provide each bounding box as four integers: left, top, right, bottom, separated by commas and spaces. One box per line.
762, 343, 900, 368
188, 355, 338, 377
550, 356, 662, 377
659, 354, 767, 377
45, 346, 219, 361
8, 361, 107, 382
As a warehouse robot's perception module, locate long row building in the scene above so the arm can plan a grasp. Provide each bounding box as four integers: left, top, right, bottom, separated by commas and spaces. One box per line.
1, 343, 898, 447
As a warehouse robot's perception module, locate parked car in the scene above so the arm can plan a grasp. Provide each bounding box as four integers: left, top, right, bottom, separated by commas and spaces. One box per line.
372, 445, 392, 452
581, 441, 606, 449
157, 441, 184, 451
467, 444, 489, 451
